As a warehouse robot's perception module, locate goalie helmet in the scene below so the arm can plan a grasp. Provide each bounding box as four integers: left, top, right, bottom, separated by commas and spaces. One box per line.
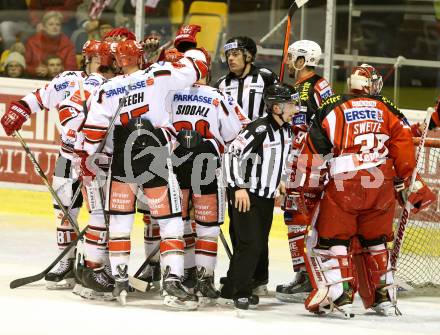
114, 40, 143, 67
287, 40, 321, 68
263, 83, 298, 108
348, 64, 383, 95
224, 36, 257, 62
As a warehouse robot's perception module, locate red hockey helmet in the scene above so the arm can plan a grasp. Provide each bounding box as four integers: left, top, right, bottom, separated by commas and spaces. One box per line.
184, 47, 211, 69
82, 40, 101, 61
114, 40, 143, 67
103, 27, 136, 42
174, 24, 201, 52
348, 64, 383, 95
98, 41, 117, 67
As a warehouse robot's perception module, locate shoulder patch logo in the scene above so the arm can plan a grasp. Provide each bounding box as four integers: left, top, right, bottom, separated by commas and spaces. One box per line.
255, 125, 267, 133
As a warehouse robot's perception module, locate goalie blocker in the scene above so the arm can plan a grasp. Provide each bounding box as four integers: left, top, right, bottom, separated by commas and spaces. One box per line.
296, 64, 436, 318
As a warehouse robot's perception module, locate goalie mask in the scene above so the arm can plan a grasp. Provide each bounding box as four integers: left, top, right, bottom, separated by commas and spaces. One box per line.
348, 64, 383, 95
287, 40, 322, 70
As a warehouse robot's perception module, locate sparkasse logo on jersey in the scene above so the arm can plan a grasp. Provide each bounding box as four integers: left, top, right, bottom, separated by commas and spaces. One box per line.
344, 108, 384, 123
173, 94, 214, 105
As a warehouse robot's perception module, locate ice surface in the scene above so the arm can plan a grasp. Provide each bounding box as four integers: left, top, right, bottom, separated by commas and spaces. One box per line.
1, 214, 440, 335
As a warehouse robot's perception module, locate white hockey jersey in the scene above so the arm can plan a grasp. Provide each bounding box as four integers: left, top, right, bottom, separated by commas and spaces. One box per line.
57, 72, 108, 159
83, 58, 205, 156
21, 71, 87, 113
168, 84, 247, 155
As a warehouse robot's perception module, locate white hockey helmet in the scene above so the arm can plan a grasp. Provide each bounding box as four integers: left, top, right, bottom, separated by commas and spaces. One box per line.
347, 64, 383, 95
287, 40, 322, 69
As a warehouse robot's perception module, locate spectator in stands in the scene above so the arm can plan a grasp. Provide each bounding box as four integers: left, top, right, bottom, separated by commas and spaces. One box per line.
45, 55, 64, 78
2, 51, 26, 78
0, 0, 33, 50
28, 0, 82, 36
25, 11, 77, 78
0, 40, 25, 73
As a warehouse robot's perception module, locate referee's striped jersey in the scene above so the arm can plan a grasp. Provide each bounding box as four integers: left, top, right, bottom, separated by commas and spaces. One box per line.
224, 115, 292, 199
214, 65, 279, 121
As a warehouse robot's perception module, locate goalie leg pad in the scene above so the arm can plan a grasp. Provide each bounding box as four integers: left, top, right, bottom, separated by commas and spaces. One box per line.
195, 224, 220, 273
158, 216, 185, 277
353, 237, 395, 309
143, 213, 160, 263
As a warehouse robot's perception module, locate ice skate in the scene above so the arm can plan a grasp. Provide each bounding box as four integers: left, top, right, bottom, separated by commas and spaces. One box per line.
194, 267, 220, 305
252, 279, 268, 296
275, 270, 312, 303
81, 266, 115, 301
72, 257, 85, 296
162, 267, 198, 310
316, 288, 354, 319
371, 288, 401, 316
234, 295, 259, 310
138, 261, 161, 292
182, 266, 197, 293
113, 264, 129, 306
45, 258, 76, 290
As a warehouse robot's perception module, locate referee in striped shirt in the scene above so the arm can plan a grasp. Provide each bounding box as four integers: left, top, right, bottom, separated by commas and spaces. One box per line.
220, 83, 299, 309
215, 36, 279, 294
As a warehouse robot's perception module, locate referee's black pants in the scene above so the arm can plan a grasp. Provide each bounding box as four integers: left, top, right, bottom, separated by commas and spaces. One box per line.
224, 190, 274, 299
226, 189, 271, 286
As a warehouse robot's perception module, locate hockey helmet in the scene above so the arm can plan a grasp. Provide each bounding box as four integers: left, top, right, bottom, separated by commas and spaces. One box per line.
82, 40, 101, 62
224, 36, 257, 62
114, 40, 143, 67
263, 83, 299, 108
98, 41, 117, 67
287, 40, 322, 68
348, 64, 383, 95
184, 48, 211, 69
174, 24, 201, 52
103, 27, 136, 42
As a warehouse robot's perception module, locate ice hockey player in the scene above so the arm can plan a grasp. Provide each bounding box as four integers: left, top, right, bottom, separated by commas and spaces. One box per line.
410, 96, 440, 135
80, 39, 209, 309
294, 64, 436, 317
167, 48, 244, 304
59, 40, 118, 299
221, 83, 298, 310
215, 36, 279, 296
0, 40, 112, 290
276, 39, 334, 303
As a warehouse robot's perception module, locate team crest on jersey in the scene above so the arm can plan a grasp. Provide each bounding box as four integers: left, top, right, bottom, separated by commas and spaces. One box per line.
54, 81, 69, 91
292, 113, 306, 126
255, 125, 267, 133
213, 98, 219, 107
344, 108, 384, 123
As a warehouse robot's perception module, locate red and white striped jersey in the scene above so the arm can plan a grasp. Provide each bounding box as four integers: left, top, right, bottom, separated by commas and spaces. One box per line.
82, 57, 206, 155
168, 84, 247, 155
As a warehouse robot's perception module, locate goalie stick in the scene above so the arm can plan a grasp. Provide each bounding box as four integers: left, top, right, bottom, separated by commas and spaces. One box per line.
390, 108, 434, 269
279, 0, 310, 81
10, 85, 132, 289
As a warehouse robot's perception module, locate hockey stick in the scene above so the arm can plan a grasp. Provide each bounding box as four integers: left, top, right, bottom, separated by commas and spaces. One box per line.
128, 244, 160, 292
13, 131, 81, 235
10, 86, 132, 289
279, 0, 309, 81
391, 108, 434, 269
10, 227, 87, 289
219, 229, 232, 259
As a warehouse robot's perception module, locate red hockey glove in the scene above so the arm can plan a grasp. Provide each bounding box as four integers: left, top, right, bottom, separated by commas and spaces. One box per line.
74, 150, 96, 184
174, 24, 201, 52
164, 48, 184, 63
1, 101, 31, 136
394, 174, 436, 214
410, 123, 423, 137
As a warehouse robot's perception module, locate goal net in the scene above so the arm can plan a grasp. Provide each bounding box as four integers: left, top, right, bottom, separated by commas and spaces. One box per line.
394, 131, 440, 294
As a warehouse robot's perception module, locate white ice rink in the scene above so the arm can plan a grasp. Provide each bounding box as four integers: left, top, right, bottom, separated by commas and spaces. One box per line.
1, 214, 440, 335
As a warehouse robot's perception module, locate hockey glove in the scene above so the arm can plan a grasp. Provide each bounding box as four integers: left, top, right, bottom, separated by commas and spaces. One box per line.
394, 174, 436, 214
164, 48, 184, 63
1, 101, 31, 136
410, 123, 423, 137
